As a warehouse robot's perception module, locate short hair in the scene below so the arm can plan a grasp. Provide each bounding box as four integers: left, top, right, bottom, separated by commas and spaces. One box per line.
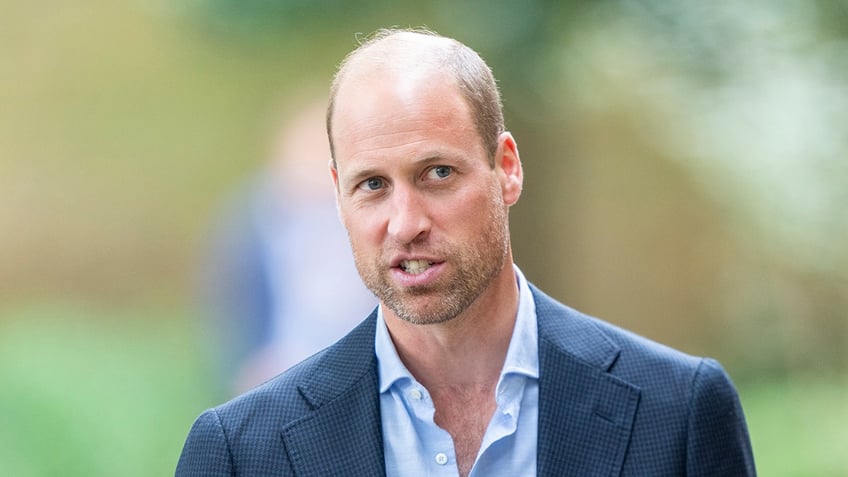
326, 28, 504, 167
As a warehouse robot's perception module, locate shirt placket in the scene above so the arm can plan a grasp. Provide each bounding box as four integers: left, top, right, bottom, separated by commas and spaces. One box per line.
469, 375, 525, 476
402, 381, 459, 475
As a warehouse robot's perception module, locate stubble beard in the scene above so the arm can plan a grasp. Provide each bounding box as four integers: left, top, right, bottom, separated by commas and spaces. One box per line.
352, 190, 510, 326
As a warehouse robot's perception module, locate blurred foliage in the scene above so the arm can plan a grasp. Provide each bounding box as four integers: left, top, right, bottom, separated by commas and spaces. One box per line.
0, 305, 220, 476
2, 0, 847, 473
742, 373, 848, 476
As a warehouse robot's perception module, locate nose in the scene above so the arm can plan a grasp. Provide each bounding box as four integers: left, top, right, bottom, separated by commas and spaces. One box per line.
386, 184, 430, 244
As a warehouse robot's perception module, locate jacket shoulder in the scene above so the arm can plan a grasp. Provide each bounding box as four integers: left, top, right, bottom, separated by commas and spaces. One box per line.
177, 312, 379, 475
531, 284, 755, 474
531, 283, 704, 381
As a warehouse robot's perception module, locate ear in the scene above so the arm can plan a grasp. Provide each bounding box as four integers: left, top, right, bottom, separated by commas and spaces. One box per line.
329, 159, 343, 214
329, 159, 340, 193
495, 132, 523, 206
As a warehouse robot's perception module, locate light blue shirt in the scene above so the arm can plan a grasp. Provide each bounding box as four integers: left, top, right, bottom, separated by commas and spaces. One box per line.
376, 265, 539, 476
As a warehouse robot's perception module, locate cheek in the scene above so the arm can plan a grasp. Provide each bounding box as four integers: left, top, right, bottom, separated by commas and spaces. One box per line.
341, 208, 383, 248
452, 186, 498, 222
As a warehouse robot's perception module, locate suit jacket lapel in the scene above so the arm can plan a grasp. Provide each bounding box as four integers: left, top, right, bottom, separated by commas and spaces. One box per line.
280, 313, 386, 477
532, 286, 641, 477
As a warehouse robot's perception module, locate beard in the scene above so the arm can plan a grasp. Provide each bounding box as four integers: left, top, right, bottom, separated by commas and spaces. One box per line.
351, 186, 510, 325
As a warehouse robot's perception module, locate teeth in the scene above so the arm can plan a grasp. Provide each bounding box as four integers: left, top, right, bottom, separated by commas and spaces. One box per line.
401, 259, 432, 275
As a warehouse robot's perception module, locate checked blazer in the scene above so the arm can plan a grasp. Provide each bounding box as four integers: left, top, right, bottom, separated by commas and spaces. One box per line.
176, 284, 756, 476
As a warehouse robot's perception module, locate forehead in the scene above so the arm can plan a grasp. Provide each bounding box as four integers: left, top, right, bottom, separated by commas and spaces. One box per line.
331, 67, 477, 160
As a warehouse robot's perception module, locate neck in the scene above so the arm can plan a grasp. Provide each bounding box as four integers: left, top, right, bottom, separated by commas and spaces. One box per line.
383, 261, 519, 390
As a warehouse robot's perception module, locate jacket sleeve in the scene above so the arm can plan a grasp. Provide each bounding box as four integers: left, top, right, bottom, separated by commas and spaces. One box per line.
175, 409, 235, 477
685, 358, 757, 476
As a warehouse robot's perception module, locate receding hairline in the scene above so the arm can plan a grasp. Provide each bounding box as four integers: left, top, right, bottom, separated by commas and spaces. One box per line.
328, 29, 461, 126
327, 28, 504, 166
332, 28, 455, 87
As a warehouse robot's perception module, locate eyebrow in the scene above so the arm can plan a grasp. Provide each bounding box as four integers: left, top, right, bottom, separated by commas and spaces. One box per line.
343, 166, 381, 189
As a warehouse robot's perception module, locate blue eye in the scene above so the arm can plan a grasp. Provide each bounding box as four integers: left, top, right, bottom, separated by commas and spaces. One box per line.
429, 166, 452, 179
360, 177, 384, 191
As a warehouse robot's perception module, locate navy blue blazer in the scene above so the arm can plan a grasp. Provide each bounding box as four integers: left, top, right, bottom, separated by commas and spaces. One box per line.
177, 285, 756, 476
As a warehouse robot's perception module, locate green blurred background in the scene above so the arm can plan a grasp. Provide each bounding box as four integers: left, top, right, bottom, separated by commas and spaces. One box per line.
1, 0, 846, 475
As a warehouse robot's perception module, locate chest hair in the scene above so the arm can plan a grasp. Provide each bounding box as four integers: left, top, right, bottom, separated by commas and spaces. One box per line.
431, 385, 497, 477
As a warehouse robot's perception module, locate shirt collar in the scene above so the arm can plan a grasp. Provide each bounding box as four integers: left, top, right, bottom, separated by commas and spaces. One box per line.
375, 264, 539, 394
375, 303, 410, 393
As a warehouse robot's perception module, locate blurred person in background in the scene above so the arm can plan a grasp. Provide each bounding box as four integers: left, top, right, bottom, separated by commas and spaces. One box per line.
179, 28, 755, 476
198, 97, 376, 395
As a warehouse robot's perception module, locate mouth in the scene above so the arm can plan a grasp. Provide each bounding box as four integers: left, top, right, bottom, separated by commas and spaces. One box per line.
399, 259, 433, 275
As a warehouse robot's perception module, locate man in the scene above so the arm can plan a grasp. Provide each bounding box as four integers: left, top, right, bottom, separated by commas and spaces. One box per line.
177, 28, 756, 476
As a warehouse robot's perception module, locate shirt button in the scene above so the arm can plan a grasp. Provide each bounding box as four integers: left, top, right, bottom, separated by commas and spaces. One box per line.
410, 389, 423, 400
435, 453, 448, 465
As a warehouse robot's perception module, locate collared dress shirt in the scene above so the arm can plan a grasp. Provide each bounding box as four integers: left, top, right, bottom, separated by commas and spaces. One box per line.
376, 265, 540, 476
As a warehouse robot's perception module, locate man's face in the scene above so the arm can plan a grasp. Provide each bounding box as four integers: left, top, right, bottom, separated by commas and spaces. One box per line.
330, 69, 519, 325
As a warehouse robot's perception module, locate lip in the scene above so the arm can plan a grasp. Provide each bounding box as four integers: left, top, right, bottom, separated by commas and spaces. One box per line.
389, 255, 445, 287
389, 254, 441, 268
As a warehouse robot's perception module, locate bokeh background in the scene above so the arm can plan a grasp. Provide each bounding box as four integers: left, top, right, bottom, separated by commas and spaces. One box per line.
2, 0, 846, 475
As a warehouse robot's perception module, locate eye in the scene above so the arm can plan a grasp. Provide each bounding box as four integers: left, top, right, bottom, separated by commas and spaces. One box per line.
427, 165, 452, 180
358, 177, 385, 191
